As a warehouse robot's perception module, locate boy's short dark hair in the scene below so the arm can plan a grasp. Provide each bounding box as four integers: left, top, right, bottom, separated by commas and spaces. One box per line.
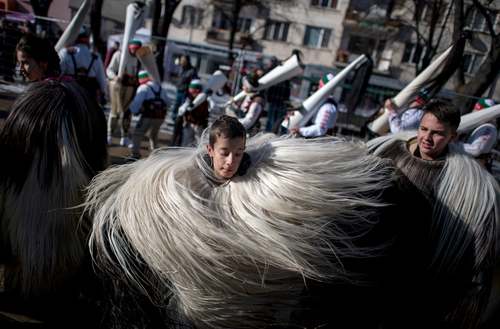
209, 115, 246, 146
422, 99, 461, 131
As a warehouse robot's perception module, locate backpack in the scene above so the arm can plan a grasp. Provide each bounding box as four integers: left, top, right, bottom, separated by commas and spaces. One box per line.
69, 51, 100, 99
141, 85, 168, 119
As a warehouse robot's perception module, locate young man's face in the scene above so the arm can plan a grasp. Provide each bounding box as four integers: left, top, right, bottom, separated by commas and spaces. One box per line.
417, 112, 456, 160
180, 56, 188, 67
188, 88, 201, 98
17, 50, 45, 82
207, 136, 246, 179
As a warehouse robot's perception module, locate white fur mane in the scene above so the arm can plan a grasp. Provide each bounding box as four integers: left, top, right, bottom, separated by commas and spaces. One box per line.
86, 136, 396, 328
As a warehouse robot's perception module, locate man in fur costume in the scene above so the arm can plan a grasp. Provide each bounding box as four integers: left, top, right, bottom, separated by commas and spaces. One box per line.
0, 79, 108, 327
369, 99, 500, 329
85, 114, 490, 328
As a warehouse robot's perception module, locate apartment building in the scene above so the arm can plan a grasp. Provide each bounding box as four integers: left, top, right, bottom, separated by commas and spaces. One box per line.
168, 0, 499, 103
166, 0, 349, 96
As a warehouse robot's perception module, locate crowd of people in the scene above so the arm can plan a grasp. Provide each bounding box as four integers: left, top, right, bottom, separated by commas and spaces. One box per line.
1, 24, 500, 329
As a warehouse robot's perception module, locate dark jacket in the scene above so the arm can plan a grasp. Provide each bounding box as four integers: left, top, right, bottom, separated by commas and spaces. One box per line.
176, 66, 198, 92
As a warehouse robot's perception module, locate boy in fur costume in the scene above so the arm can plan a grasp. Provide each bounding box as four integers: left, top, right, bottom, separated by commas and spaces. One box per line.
369, 99, 500, 329
86, 115, 479, 328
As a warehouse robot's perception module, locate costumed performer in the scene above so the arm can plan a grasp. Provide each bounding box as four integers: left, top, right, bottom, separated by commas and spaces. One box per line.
368, 99, 500, 329
0, 79, 107, 327
84, 115, 472, 328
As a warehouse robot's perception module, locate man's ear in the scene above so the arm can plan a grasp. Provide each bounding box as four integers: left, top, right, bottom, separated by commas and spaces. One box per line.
206, 144, 214, 156
450, 130, 458, 141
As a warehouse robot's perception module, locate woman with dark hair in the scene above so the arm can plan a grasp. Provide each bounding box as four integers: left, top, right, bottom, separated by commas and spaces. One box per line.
0, 79, 107, 327
16, 34, 61, 82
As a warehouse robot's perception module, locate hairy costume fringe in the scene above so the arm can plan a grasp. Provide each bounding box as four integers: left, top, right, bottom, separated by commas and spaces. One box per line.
2, 122, 91, 295
86, 136, 396, 328
0, 80, 107, 299
369, 133, 500, 329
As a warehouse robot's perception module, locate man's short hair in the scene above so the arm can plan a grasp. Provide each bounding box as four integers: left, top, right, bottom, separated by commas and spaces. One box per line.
209, 115, 246, 146
422, 99, 460, 131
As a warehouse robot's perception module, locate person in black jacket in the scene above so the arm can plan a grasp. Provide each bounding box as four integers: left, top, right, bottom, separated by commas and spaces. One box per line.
171, 55, 198, 121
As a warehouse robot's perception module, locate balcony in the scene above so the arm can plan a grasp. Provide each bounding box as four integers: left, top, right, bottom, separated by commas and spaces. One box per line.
206, 28, 258, 50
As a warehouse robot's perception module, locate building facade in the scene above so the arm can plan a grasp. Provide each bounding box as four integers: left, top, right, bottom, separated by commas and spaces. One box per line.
167, 0, 499, 106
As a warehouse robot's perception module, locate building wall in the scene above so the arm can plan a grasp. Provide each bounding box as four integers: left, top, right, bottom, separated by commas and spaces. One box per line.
261, 0, 348, 66
168, 0, 348, 67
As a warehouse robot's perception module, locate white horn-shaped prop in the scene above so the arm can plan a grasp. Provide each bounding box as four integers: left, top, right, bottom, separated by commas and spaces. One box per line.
368, 44, 455, 135
54, 0, 91, 52
458, 104, 500, 134
135, 46, 161, 83
282, 54, 368, 130
231, 52, 304, 104
206, 70, 228, 92
191, 70, 228, 109
118, 2, 145, 77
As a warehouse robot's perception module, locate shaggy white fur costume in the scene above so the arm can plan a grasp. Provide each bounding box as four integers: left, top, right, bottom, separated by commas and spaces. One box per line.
86, 135, 398, 328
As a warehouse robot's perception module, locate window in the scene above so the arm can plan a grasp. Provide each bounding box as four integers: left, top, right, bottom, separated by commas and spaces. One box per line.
311, 0, 338, 9
212, 8, 230, 30
181, 5, 204, 27
263, 20, 290, 42
237, 17, 253, 33
401, 42, 424, 64
347, 35, 376, 54
303, 26, 331, 48
465, 7, 498, 32
415, 2, 449, 24
211, 8, 253, 32
463, 52, 484, 74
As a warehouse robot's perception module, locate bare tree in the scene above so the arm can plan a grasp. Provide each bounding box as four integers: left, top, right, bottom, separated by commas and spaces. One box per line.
151, 0, 162, 39
394, 0, 499, 113
90, 0, 105, 57
29, 0, 53, 33
151, 0, 182, 78
29, 0, 53, 17
452, 0, 500, 112
405, 0, 455, 75
210, 0, 293, 65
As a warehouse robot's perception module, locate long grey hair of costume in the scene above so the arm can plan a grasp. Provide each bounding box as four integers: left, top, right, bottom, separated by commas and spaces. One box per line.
86, 135, 397, 328
0, 79, 107, 296
369, 133, 500, 328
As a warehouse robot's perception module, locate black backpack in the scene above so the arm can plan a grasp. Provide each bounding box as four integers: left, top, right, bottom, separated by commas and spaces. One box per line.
69, 51, 100, 99
141, 85, 168, 119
